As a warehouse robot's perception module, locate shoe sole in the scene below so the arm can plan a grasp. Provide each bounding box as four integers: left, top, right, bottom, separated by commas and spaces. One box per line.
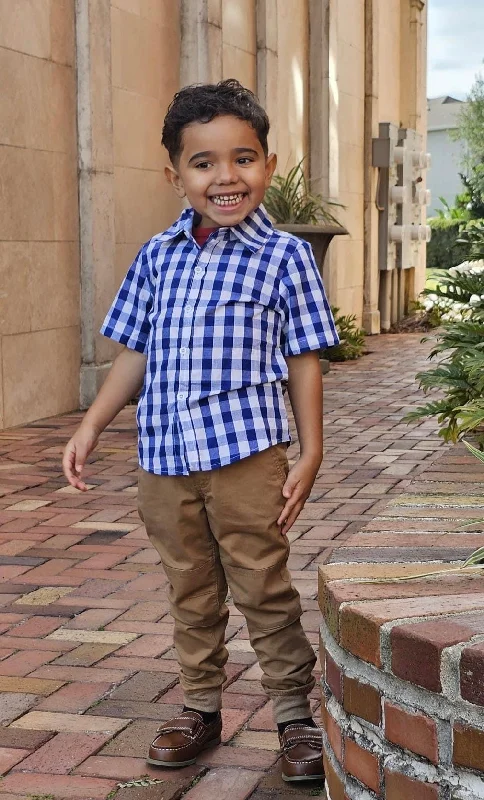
146, 735, 222, 768
282, 773, 325, 783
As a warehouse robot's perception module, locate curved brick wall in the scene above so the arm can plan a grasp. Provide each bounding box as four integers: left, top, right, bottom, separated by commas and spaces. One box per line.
318, 445, 484, 799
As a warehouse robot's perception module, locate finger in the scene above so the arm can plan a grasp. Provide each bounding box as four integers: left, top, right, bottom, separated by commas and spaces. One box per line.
282, 475, 299, 499
282, 502, 304, 535
277, 491, 305, 528
277, 498, 294, 527
63, 445, 88, 492
277, 483, 309, 525
62, 444, 76, 482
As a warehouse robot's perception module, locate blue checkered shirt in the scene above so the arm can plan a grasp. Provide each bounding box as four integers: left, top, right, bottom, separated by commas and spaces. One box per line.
101, 206, 339, 475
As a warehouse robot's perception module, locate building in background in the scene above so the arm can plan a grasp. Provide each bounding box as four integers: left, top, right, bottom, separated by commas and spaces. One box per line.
0, 0, 428, 429
427, 96, 467, 217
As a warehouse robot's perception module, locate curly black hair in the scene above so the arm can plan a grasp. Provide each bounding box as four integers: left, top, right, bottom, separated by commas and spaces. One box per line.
162, 79, 270, 163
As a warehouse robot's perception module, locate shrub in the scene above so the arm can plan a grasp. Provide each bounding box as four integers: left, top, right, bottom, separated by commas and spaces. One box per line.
322, 307, 366, 361
427, 218, 468, 270
405, 320, 484, 444
421, 260, 484, 323
264, 160, 343, 224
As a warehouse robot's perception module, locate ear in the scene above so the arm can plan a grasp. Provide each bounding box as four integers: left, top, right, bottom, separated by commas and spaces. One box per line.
264, 152, 277, 187
165, 164, 186, 198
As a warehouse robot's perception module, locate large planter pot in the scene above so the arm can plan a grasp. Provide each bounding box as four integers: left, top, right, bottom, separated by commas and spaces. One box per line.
276, 224, 348, 371
275, 223, 348, 279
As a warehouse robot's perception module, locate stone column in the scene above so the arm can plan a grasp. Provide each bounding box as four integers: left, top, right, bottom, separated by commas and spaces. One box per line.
308, 0, 329, 199
362, 0, 381, 334
401, 0, 428, 297
180, 0, 223, 87
256, 0, 278, 151
307, 0, 339, 301
75, 0, 116, 408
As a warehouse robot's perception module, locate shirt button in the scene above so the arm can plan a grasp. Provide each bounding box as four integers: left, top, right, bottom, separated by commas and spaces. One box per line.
186, 304, 193, 312
177, 392, 186, 401
194, 267, 203, 277
180, 347, 188, 356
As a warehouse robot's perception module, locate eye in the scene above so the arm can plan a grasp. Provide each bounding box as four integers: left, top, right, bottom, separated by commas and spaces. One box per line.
195, 161, 211, 169
237, 157, 254, 165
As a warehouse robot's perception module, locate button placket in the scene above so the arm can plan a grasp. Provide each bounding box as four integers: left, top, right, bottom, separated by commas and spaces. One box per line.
176, 250, 208, 410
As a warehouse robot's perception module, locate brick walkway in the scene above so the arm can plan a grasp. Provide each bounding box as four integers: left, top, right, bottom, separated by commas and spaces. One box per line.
0, 333, 447, 800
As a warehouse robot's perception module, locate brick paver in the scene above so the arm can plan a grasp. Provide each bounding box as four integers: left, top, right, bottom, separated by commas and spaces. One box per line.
0, 333, 448, 798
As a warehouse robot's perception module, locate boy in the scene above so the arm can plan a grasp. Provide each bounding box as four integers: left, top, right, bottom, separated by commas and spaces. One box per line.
63, 79, 338, 782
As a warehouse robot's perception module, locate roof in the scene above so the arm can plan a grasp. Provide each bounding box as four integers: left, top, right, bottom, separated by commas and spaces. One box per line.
427, 96, 466, 132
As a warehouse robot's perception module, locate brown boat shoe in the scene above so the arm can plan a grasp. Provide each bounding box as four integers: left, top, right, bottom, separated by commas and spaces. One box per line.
279, 724, 325, 782
147, 711, 222, 768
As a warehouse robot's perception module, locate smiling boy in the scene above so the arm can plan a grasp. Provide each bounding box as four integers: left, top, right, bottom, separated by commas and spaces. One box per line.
63, 79, 338, 782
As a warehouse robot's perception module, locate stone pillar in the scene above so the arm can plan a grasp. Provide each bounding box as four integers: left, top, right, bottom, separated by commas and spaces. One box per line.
308, 0, 329, 199
308, 0, 339, 303
180, 0, 223, 87
75, 0, 116, 408
256, 0, 278, 151
400, 0, 427, 134
362, 0, 381, 334
401, 0, 428, 297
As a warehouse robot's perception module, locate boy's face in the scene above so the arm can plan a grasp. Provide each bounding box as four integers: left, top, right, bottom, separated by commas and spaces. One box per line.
165, 115, 277, 228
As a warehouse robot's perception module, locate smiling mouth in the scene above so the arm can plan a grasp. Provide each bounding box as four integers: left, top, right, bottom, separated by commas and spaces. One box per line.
210, 193, 247, 207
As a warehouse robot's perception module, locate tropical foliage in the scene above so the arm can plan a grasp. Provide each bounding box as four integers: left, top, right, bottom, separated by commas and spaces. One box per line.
407, 222, 484, 445
322, 307, 366, 362
452, 71, 484, 168
264, 161, 343, 225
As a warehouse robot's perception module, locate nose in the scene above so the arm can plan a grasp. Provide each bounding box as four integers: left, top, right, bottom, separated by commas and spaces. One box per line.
215, 161, 238, 184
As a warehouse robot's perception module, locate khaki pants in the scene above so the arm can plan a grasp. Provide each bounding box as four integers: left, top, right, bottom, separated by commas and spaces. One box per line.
138, 444, 316, 723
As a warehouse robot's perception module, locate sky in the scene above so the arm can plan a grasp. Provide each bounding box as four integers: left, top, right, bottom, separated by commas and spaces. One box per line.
427, 0, 484, 100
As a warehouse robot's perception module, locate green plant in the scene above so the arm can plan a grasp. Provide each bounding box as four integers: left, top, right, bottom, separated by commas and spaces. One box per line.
458, 219, 484, 261
426, 218, 468, 271
405, 321, 484, 444
264, 160, 343, 225
421, 261, 484, 322
452, 70, 484, 168
434, 196, 469, 221
28, 796, 56, 800
321, 307, 366, 362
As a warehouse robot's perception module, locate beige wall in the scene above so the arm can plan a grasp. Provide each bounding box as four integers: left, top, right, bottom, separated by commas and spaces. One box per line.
0, 0, 80, 428
222, 1, 257, 92
0, 0, 428, 428
274, 0, 309, 172
112, 0, 181, 292
329, 0, 366, 319
327, 0, 428, 326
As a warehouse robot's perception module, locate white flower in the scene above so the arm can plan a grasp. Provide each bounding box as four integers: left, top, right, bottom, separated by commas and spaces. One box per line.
469, 294, 481, 306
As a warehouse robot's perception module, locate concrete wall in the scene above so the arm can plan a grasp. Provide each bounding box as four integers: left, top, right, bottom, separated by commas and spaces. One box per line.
0, 0, 428, 428
327, 0, 428, 328
0, 0, 80, 429
112, 0, 181, 288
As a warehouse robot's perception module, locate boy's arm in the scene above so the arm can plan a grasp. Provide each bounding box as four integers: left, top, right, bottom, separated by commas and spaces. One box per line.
277, 350, 323, 534
62, 347, 147, 491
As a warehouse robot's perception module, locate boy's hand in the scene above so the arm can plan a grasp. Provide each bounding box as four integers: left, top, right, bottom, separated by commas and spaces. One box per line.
62, 425, 99, 492
277, 455, 320, 535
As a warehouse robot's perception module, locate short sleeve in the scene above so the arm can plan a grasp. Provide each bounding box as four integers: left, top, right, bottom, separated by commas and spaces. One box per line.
280, 240, 339, 356
100, 246, 153, 354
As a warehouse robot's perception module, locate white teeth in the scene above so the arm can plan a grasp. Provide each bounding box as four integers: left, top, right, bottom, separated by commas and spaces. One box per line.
211, 193, 245, 206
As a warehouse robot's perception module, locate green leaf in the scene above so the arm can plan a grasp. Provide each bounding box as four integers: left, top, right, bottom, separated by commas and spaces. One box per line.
463, 439, 484, 464
263, 159, 344, 224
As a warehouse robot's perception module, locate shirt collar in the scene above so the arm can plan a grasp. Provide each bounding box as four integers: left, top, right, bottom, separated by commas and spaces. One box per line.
157, 205, 274, 253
